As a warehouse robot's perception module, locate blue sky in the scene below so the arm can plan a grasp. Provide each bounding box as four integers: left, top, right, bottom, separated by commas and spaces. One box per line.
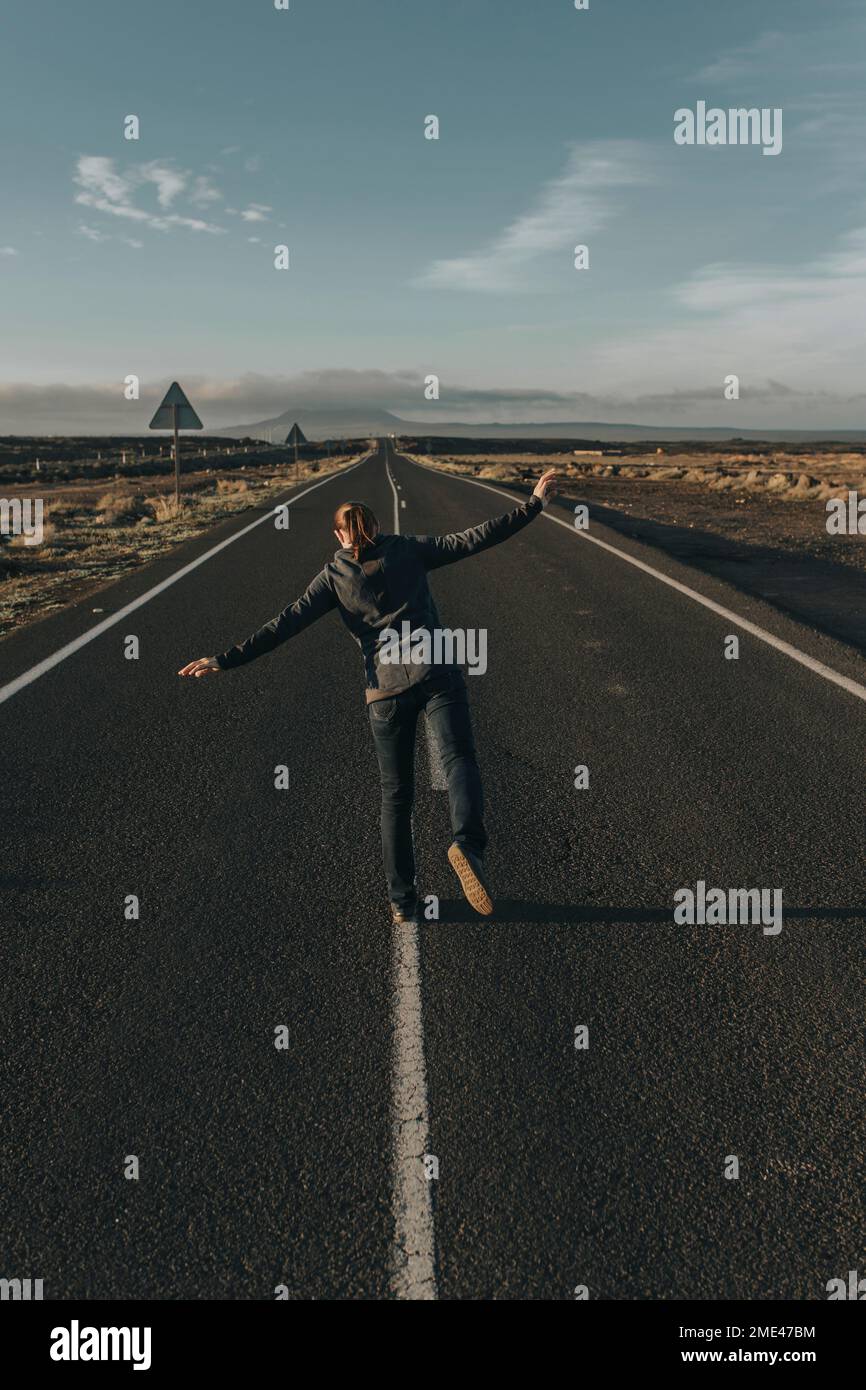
2, 0, 866, 431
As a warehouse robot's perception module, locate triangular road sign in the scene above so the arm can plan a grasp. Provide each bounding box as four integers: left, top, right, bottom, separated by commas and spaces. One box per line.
285, 422, 307, 445
149, 382, 203, 430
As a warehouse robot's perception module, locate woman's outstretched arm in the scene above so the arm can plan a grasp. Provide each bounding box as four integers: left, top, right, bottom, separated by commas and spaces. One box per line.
178, 567, 337, 677
408, 468, 557, 571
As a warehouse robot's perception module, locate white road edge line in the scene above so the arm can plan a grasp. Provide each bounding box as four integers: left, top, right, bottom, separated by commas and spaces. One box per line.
385, 444, 438, 1300
401, 453, 866, 707
0, 453, 373, 708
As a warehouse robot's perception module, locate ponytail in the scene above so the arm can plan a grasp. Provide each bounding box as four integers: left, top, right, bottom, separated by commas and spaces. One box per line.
334, 501, 379, 560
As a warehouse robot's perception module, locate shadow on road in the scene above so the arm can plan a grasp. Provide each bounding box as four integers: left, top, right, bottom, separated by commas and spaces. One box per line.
437, 899, 866, 926
556, 490, 866, 658
493, 478, 866, 658
0, 874, 75, 891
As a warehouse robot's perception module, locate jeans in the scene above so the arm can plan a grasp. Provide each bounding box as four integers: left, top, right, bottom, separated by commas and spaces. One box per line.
367, 670, 486, 910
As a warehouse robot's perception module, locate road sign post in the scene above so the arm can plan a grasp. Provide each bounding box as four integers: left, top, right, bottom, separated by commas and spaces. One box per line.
284, 423, 307, 482
172, 403, 180, 504
149, 382, 204, 508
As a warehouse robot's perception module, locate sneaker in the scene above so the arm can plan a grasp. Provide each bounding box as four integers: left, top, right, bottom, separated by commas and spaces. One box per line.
390, 902, 420, 926
447, 843, 494, 916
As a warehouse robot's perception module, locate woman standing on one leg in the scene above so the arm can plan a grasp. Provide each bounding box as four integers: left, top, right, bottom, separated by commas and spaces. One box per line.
180, 466, 557, 924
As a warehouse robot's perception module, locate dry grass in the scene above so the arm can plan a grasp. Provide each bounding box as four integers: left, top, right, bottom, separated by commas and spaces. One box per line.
145, 494, 187, 522
407, 450, 866, 502
0, 453, 361, 638
405, 449, 866, 578
8, 520, 59, 550
95, 490, 147, 525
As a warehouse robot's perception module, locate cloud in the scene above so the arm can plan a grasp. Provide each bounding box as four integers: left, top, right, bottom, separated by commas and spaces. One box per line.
78, 224, 110, 243
0, 245, 19, 256
413, 141, 651, 292
4, 366, 862, 436
690, 15, 866, 183
138, 161, 187, 207
0, 370, 589, 434
692, 20, 863, 86
189, 176, 222, 206
693, 31, 787, 84
577, 220, 866, 412
240, 203, 272, 222
77, 223, 147, 250
73, 156, 225, 234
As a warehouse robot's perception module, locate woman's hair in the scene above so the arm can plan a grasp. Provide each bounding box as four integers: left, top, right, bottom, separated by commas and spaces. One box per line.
334, 501, 379, 560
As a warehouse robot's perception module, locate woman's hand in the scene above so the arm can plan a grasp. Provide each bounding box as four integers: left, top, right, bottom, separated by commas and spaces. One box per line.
178, 657, 221, 677
533, 468, 558, 503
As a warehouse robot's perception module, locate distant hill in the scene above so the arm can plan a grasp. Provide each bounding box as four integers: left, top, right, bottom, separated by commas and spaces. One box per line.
214, 406, 403, 441
212, 406, 866, 445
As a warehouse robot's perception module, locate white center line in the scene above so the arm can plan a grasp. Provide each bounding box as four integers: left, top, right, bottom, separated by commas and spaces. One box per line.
390, 918, 437, 1299
384, 446, 438, 1300
385, 450, 401, 533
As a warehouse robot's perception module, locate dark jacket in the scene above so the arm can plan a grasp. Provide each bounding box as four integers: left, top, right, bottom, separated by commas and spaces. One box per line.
216, 493, 543, 699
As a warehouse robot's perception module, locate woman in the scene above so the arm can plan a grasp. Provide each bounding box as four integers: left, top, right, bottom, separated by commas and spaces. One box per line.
179, 466, 557, 924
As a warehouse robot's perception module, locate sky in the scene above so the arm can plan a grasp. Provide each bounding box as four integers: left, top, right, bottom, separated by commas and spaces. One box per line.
2, 0, 866, 433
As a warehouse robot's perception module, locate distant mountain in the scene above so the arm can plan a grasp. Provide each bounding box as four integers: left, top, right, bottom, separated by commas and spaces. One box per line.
212, 405, 866, 445
213, 406, 404, 441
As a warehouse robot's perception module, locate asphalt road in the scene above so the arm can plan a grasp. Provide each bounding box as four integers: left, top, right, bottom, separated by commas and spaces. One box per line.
1, 441, 863, 1300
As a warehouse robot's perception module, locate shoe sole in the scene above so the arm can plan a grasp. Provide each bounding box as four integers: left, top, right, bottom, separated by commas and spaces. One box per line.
447, 844, 494, 916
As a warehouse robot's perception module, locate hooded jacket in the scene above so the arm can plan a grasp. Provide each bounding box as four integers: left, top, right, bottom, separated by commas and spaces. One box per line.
216, 492, 543, 700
